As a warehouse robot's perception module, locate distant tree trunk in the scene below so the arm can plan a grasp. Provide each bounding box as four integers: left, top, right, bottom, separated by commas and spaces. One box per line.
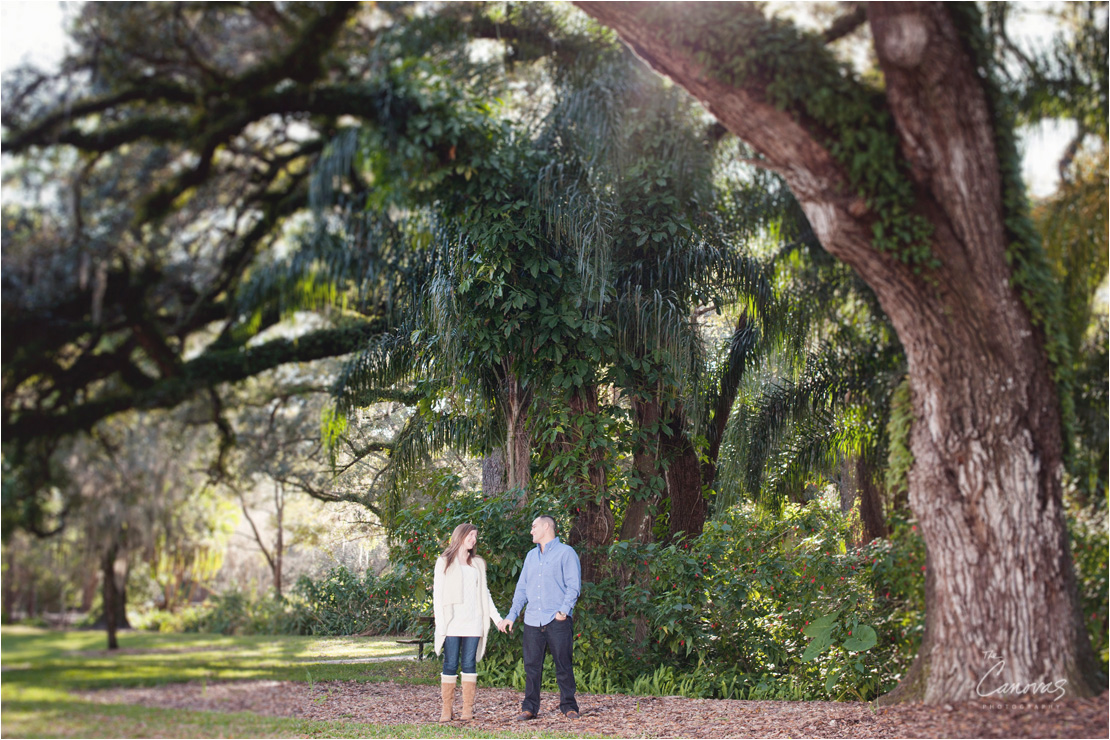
839, 455, 858, 516
101, 541, 121, 650
574, 0, 1101, 702
662, 417, 707, 541
857, 457, 888, 542
565, 385, 615, 583
273, 482, 284, 599
81, 570, 97, 611
482, 447, 508, 497
116, 563, 131, 630
1, 559, 13, 624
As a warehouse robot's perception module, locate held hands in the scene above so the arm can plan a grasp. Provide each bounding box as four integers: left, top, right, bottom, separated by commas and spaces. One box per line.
497, 618, 514, 633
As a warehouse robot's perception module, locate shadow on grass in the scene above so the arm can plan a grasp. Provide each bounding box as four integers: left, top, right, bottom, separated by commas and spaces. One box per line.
2, 628, 440, 691
1, 629, 566, 739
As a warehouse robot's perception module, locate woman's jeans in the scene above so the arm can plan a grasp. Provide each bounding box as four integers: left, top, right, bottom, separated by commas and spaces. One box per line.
441, 635, 480, 676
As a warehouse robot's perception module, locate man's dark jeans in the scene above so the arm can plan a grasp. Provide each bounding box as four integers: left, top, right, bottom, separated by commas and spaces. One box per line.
521, 616, 578, 715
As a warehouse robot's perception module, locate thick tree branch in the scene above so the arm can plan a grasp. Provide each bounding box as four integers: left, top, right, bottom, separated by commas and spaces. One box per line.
5, 320, 388, 443
572, 2, 913, 293
822, 4, 869, 44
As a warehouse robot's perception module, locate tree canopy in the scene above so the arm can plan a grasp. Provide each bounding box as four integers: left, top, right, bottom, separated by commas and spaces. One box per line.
2, 0, 1105, 704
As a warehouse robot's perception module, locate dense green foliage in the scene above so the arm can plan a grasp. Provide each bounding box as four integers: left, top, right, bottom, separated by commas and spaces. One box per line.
3, 0, 1106, 706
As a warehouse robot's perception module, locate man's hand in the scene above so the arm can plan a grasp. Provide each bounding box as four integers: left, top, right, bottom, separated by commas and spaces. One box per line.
498, 619, 514, 633
554, 611, 567, 621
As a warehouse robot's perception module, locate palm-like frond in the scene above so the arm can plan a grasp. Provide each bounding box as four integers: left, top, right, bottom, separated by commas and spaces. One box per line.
333, 331, 423, 415
377, 407, 496, 526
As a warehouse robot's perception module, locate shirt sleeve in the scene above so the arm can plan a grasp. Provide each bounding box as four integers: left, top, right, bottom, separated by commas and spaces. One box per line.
506, 553, 530, 622
559, 547, 581, 615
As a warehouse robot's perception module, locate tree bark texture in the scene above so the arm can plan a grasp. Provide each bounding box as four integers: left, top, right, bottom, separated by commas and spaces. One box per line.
482, 448, 508, 497
101, 541, 121, 650
857, 457, 889, 543
661, 409, 708, 542
574, 0, 1100, 702
840, 455, 859, 517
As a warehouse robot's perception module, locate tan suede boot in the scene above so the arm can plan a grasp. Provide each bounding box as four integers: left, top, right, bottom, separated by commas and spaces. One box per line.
460, 673, 478, 720
440, 676, 456, 721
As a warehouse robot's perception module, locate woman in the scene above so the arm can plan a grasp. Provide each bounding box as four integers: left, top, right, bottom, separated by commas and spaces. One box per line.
433, 522, 503, 721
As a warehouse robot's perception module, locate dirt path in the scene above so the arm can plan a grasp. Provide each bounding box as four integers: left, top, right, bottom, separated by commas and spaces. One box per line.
78, 680, 1108, 738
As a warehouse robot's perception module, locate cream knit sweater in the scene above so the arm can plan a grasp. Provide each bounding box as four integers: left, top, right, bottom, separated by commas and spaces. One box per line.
433, 555, 502, 661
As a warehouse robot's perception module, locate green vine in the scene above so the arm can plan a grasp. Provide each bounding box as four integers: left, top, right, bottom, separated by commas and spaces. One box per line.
658, 3, 1073, 453
656, 4, 938, 274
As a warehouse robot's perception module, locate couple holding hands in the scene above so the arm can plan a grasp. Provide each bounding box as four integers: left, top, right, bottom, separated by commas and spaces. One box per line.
432, 516, 581, 722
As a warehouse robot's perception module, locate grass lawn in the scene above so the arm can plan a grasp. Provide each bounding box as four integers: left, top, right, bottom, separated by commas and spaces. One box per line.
0, 626, 558, 739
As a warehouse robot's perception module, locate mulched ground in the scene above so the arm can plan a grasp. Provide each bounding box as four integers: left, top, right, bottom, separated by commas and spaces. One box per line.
77, 680, 1108, 738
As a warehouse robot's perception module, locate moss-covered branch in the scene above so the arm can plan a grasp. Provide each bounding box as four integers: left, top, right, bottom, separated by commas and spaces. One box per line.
4, 320, 388, 443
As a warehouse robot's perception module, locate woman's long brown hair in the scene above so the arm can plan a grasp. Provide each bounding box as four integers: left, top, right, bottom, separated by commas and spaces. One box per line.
441, 522, 477, 567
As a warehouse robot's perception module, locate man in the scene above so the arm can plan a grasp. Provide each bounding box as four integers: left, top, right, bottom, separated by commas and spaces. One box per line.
497, 515, 581, 720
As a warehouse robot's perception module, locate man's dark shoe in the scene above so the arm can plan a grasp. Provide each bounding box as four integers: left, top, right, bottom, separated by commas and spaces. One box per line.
515, 711, 537, 721
564, 711, 580, 720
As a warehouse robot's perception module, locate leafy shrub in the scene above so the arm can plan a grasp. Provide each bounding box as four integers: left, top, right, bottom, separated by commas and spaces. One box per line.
578, 494, 927, 701
1068, 501, 1109, 672
382, 485, 928, 701
291, 565, 422, 636
132, 477, 1109, 702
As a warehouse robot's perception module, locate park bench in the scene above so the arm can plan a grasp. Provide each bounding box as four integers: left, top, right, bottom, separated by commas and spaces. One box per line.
394, 637, 429, 661
395, 616, 434, 660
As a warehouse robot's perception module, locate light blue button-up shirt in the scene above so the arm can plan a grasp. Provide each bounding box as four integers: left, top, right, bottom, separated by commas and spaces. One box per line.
506, 537, 581, 627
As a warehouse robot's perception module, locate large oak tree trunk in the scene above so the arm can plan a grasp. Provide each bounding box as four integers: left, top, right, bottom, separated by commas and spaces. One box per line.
575, 0, 1101, 702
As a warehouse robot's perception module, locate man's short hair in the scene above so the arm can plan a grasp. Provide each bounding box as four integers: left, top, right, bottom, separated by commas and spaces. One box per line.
537, 515, 556, 532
